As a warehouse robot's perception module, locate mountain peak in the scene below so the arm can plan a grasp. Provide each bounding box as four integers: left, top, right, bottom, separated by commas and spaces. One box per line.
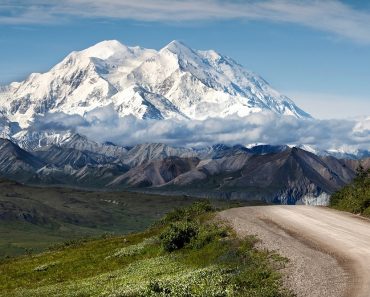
94, 39, 123, 47
0, 39, 311, 131
80, 39, 130, 60
160, 40, 193, 55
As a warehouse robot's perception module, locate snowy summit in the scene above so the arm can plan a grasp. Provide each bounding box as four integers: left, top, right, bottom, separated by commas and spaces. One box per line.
0, 40, 310, 128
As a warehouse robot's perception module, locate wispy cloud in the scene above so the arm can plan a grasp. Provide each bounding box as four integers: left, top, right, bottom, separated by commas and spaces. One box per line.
1, 0, 370, 43
31, 106, 370, 151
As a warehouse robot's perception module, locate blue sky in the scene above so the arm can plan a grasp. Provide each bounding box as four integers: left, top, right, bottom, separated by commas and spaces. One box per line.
0, 0, 369, 119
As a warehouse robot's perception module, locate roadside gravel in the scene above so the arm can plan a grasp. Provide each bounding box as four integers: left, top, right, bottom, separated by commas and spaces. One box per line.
219, 206, 356, 297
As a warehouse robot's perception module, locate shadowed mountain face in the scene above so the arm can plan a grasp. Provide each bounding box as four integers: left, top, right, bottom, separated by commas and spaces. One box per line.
0, 138, 367, 205
33, 145, 119, 169
219, 148, 355, 204
0, 139, 44, 182
108, 156, 200, 187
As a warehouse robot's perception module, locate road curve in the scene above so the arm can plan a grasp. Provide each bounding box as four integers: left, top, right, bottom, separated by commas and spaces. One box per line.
219, 206, 370, 297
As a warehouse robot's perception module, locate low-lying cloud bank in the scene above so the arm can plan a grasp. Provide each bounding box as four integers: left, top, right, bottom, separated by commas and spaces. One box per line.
31, 105, 370, 151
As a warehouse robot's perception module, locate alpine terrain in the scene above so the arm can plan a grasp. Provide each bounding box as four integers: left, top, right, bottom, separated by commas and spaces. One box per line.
0, 40, 367, 205
0, 40, 310, 129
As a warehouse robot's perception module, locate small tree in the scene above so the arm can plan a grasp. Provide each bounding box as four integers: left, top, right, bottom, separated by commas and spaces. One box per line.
355, 163, 367, 184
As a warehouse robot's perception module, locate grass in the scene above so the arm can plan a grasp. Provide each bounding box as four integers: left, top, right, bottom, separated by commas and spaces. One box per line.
0, 179, 256, 259
330, 165, 370, 216
0, 201, 292, 297
0, 179, 198, 258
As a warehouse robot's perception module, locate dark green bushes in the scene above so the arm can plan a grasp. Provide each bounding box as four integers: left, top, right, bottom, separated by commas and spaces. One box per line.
330, 165, 370, 215
160, 221, 198, 252
158, 200, 229, 252
158, 200, 213, 225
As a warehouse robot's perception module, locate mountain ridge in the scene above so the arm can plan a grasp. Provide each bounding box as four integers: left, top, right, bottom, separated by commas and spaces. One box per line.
0, 39, 310, 129
0, 137, 368, 205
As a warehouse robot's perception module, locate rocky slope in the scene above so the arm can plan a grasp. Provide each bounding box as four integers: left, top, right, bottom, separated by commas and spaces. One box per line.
115, 147, 361, 205
0, 139, 44, 182
0, 138, 367, 205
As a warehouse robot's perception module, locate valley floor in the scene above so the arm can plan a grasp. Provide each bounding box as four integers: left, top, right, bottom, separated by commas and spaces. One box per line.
220, 206, 370, 297
0, 180, 204, 258
0, 203, 291, 297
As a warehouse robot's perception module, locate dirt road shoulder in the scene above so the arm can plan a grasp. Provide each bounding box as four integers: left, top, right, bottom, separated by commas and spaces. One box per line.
219, 206, 353, 297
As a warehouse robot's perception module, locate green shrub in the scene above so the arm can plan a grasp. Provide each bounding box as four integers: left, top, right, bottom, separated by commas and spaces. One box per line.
146, 280, 172, 294
160, 221, 198, 252
330, 165, 370, 216
190, 223, 228, 249
158, 201, 213, 225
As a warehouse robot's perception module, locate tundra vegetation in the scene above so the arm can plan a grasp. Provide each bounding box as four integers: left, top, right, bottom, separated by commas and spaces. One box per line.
330, 165, 370, 216
0, 201, 291, 297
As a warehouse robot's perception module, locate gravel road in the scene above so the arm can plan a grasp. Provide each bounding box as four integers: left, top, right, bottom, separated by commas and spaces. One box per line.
219, 206, 370, 297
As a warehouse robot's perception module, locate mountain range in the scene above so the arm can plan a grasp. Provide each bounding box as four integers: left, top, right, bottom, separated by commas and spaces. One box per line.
0, 40, 368, 205
0, 136, 368, 205
0, 40, 367, 157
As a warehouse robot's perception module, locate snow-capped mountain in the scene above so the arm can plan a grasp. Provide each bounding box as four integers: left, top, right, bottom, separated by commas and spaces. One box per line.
0, 40, 310, 128
13, 130, 128, 157
0, 110, 21, 139
295, 144, 370, 160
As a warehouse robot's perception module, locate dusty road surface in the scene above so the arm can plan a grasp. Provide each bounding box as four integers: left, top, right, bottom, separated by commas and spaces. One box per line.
219, 206, 370, 297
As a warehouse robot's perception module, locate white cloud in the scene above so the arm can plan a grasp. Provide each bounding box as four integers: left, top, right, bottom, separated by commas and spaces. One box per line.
2, 0, 370, 43
31, 106, 370, 151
